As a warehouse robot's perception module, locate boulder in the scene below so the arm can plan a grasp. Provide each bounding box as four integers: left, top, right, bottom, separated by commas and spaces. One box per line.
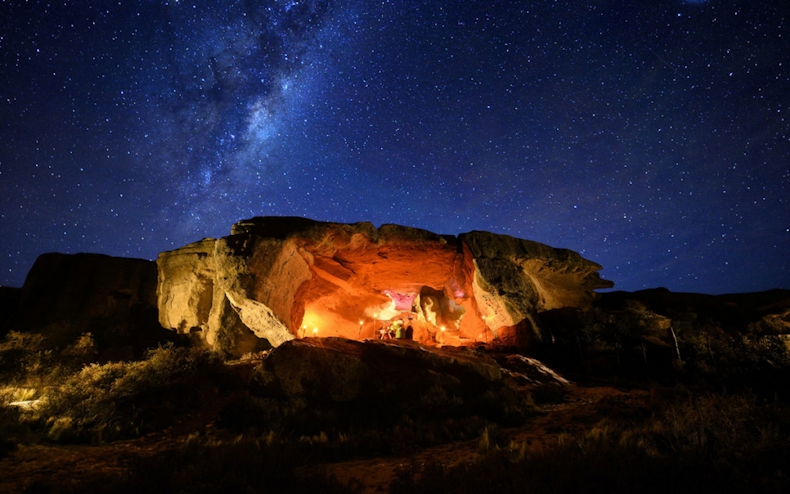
155, 238, 266, 356
156, 238, 216, 335
240, 337, 541, 431
15, 253, 173, 360
255, 337, 502, 403
157, 217, 613, 352
462, 231, 612, 344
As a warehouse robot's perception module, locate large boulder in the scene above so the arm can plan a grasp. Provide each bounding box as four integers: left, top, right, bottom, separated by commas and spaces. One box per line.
231, 337, 547, 433
15, 253, 173, 360
257, 337, 503, 401
461, 231, 612, 344
157, 217, 613, 353
155, 239, 262, 355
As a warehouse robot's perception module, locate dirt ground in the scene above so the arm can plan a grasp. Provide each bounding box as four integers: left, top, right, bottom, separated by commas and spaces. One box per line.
0, 385, 649, 494
321, 386, 649, 493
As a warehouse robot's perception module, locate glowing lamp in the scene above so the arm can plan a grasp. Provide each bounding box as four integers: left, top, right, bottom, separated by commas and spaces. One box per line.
441, 326, 446, 332
313, 328, 318, 335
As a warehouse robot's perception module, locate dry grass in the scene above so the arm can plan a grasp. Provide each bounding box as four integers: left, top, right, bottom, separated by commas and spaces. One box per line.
390, 392, 790, 494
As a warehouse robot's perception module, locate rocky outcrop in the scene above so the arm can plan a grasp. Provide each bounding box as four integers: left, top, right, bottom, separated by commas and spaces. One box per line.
0, 286, 21, 338
244, 337, 542, 430
255, 337, 503, 403
461, 231, 612, 344
157, 217, 613, 353
155, 238, 266, 356
15, 253, 173, 360
598, 288, 790, 335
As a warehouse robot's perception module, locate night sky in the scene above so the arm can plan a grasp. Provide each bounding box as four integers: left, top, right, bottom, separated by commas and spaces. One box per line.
1, 0, 788, 294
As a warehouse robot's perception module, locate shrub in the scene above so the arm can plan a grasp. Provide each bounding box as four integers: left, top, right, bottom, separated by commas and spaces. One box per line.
391, 393, 790, 494
0, 331, 50, 383
40, 345, 226, 441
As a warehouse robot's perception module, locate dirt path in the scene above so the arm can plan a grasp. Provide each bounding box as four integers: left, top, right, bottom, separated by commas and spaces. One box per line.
0, 432, 183, 493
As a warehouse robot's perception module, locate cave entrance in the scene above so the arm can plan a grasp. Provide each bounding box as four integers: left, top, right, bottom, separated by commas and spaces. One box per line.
291, 243, 491, 346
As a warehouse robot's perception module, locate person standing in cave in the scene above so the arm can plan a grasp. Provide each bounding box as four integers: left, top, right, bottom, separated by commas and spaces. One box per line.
404, 316, 414, 340
392, 319, 404, 339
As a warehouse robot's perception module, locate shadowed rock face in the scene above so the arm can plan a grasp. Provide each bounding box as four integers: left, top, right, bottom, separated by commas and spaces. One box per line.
0, 286, 21, 339
15, 253, 172, 360
157, 217, 613, 354
255, 337, 503, 404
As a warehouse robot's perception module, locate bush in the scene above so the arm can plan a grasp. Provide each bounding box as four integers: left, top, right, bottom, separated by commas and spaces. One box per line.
391, 393, 790, 494
40, 345, 226, 441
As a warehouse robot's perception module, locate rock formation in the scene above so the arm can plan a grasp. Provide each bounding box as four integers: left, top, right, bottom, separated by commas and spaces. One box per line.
246, 337, 554, 432
157, 217, 613, 355
13, 253, 173, 360
0, 286, 21, 339
256, 337, 504, 403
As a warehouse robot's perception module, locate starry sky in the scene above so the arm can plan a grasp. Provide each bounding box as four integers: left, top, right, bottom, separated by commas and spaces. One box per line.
1, 0, 788, 294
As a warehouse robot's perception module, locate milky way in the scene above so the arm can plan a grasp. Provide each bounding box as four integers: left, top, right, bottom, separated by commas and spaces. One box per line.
1, 0, 789, 294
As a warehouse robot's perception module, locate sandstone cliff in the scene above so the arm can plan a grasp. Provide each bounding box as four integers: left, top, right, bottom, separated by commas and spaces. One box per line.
157, 217, 613, 354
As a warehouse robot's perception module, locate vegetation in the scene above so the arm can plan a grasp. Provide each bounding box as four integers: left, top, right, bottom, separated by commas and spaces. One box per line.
391, 393, 790, 494
0, 329, 537, 491
2, 292, 790, 493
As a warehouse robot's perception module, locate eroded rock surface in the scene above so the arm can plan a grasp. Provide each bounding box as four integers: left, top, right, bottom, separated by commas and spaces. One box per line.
255, 337, 503, 404
157, 217, 613, 353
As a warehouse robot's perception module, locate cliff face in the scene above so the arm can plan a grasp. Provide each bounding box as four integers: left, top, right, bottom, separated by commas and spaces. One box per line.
157, 217, 613, 354
14, 253, 171, 360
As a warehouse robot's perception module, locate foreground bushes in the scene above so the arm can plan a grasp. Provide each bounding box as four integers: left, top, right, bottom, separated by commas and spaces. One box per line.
41, 345, 226, 441
1, 336, 536, 454
0, 344, 228, 443
391, 393, 790, 494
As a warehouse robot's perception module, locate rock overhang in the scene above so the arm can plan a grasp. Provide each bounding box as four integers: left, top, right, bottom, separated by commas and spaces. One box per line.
156, 217, 613, 355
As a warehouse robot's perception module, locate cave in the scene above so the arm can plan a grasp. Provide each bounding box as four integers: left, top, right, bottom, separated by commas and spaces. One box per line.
157, 217, 613, 353
286, 240, 490, 346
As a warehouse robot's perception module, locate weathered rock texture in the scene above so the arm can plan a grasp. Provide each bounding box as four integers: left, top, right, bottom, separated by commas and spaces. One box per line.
257, 337, 503, 403
15, 253, 173, 360
157, 217, 612, 354
247, 337, 547, 430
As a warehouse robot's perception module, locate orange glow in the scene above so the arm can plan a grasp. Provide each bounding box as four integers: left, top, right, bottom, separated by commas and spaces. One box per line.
301, 311, 323, 331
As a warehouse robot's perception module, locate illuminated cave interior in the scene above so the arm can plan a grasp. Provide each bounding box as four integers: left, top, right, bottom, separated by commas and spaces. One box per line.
277, 241, 492, 346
